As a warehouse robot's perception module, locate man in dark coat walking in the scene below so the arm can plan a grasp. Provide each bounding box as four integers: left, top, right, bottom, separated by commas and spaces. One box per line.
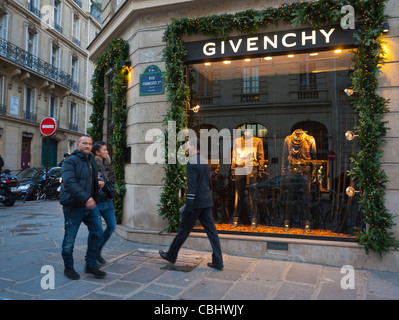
159, 137, 223, 270
60, 135, 106, 280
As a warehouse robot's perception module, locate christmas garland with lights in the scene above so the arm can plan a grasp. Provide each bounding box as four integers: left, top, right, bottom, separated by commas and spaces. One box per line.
88, 38, 129, 223
161, 0, 398, 257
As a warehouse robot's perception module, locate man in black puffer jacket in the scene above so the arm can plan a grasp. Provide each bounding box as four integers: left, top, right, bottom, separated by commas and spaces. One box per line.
60, 135, 106, 280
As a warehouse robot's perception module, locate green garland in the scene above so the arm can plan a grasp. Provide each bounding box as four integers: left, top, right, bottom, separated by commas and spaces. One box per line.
161, 0, 399, 257
88, 38, 129, 223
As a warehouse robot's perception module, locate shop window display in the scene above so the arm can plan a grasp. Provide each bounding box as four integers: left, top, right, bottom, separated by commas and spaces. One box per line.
188, 49, 361, 239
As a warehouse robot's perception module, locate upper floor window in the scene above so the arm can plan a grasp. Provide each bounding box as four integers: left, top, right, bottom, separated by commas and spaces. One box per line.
49, 95, 59, 122
71, 56, 79, 92
53, 0, 62, 33
243, 67, 259, 94
298, 61, 318, 100
24, 86, 37, 122
0, 75, 5, 114
0, 13, 9, 40
28, 0, 41, 18
69, 101, 78, 131
51, 43, 60, 68
26, 29, 38, 56
72, 14, 80, 46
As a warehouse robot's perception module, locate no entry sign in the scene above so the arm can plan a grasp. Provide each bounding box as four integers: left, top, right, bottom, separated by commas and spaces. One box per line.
40, 117, 57, 136
327, 150, 337, 161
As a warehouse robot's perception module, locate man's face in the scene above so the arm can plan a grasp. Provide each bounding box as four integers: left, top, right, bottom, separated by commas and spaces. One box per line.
77, 136, 93, 156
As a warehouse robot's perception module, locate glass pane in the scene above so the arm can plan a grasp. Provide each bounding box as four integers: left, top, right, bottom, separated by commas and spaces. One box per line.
188, 49, 361, 239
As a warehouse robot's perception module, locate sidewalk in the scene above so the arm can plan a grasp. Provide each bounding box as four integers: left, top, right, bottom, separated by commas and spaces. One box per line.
0, 200, 398, 300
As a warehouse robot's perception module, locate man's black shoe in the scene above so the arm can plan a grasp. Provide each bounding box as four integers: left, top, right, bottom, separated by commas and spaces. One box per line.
159, 250, 176, 264
207, 262, 223, 270
85, 265, 107, 278
64, 267, 80, 280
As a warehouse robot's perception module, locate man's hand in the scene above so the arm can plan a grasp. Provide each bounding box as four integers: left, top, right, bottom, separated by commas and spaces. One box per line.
86, 197, 96, 209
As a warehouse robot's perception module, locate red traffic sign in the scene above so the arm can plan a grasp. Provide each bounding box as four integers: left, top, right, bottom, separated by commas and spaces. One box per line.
40, 117, 57, 136
327, 150, 337, 161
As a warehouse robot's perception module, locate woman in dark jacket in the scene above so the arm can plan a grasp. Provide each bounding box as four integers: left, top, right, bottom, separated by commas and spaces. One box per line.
92, 141, 116, 264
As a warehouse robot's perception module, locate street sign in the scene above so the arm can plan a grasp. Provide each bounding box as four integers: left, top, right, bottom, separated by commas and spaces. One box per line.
40, 117, 57, 136
139, 65, 165, 96
327, 150, 337, 161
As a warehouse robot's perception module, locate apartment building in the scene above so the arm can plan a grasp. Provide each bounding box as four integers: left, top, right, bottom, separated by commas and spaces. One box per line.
0, 0, 102, 171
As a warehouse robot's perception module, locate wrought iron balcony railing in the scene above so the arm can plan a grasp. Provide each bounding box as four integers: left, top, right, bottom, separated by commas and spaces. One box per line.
54, 22, 63, 34
69, 123, 78, 131
72, 37, 81, 47
0, 104, 6, 115
0, 38, 76, 90
27, 2, 41, 18
24, 110, 37, 122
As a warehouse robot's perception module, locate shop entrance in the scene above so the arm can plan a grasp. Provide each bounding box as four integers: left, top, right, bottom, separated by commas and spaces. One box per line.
188, 49, 362, 239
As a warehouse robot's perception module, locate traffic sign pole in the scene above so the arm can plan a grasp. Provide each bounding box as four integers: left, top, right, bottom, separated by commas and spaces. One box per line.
40, 117, 57, 200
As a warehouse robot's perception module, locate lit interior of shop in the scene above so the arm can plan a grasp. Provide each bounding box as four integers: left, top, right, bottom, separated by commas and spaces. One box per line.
188, 49, 362, 240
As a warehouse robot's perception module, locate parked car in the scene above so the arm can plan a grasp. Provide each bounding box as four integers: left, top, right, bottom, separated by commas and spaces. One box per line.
17, 167, 62, 200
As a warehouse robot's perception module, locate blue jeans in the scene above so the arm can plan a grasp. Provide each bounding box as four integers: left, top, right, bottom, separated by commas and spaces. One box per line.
97, 200, 116, 251
61, 206, 103, 268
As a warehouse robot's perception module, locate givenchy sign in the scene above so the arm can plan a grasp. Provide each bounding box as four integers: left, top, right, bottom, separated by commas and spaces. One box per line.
184, 26, 356, 62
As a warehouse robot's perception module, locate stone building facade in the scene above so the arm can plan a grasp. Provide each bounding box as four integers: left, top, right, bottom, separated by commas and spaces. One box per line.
0, 0, 101, 171
88, 0, 399, 272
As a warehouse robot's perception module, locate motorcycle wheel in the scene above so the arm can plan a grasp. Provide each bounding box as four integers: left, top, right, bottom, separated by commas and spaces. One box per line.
3, 191, 16, 206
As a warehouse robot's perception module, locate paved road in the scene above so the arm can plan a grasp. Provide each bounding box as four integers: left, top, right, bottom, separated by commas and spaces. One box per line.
0, 200, 399, 301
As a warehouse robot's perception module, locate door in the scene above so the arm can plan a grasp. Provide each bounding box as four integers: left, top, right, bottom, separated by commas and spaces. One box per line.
21, 136, 32, 170
41, 137, 58, 167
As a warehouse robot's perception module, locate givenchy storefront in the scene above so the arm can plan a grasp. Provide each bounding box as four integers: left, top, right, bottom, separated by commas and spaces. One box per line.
89, 0, 399, 271
185, 27, 360, 239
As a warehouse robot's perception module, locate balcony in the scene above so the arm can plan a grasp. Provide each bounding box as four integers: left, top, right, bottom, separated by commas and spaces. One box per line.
71, 81, 79, 93
27, 2, 41, 18
297, 90, 319, 100
54, 22, 63, 34
69, 123, 78, 131
24, 110, 37, 123
0, 38, 76, 90
72, 37, 81, 47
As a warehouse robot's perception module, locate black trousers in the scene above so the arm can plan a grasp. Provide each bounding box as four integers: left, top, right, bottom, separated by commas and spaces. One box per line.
168, 207, 223, 266
233, 167, 259, 220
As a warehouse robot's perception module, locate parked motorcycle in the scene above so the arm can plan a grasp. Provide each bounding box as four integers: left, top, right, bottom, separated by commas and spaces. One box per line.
22, 174, 61, 202
18, 167, 62, 201
0, 170, 19, 206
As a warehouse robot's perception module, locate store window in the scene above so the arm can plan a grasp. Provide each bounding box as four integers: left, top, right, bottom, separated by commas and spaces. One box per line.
188, 49, 361, 239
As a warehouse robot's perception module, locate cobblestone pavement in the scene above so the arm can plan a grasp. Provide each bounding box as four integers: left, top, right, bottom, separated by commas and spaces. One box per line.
1, 200, 399, 301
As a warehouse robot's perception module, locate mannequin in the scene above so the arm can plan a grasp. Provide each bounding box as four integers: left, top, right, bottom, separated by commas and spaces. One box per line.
231, 130, 264, 228
281, 129, 316, 232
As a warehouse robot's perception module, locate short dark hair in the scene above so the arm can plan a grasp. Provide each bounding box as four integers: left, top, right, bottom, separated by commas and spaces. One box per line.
78, 135, 92, 143
92, 141, 106, 155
